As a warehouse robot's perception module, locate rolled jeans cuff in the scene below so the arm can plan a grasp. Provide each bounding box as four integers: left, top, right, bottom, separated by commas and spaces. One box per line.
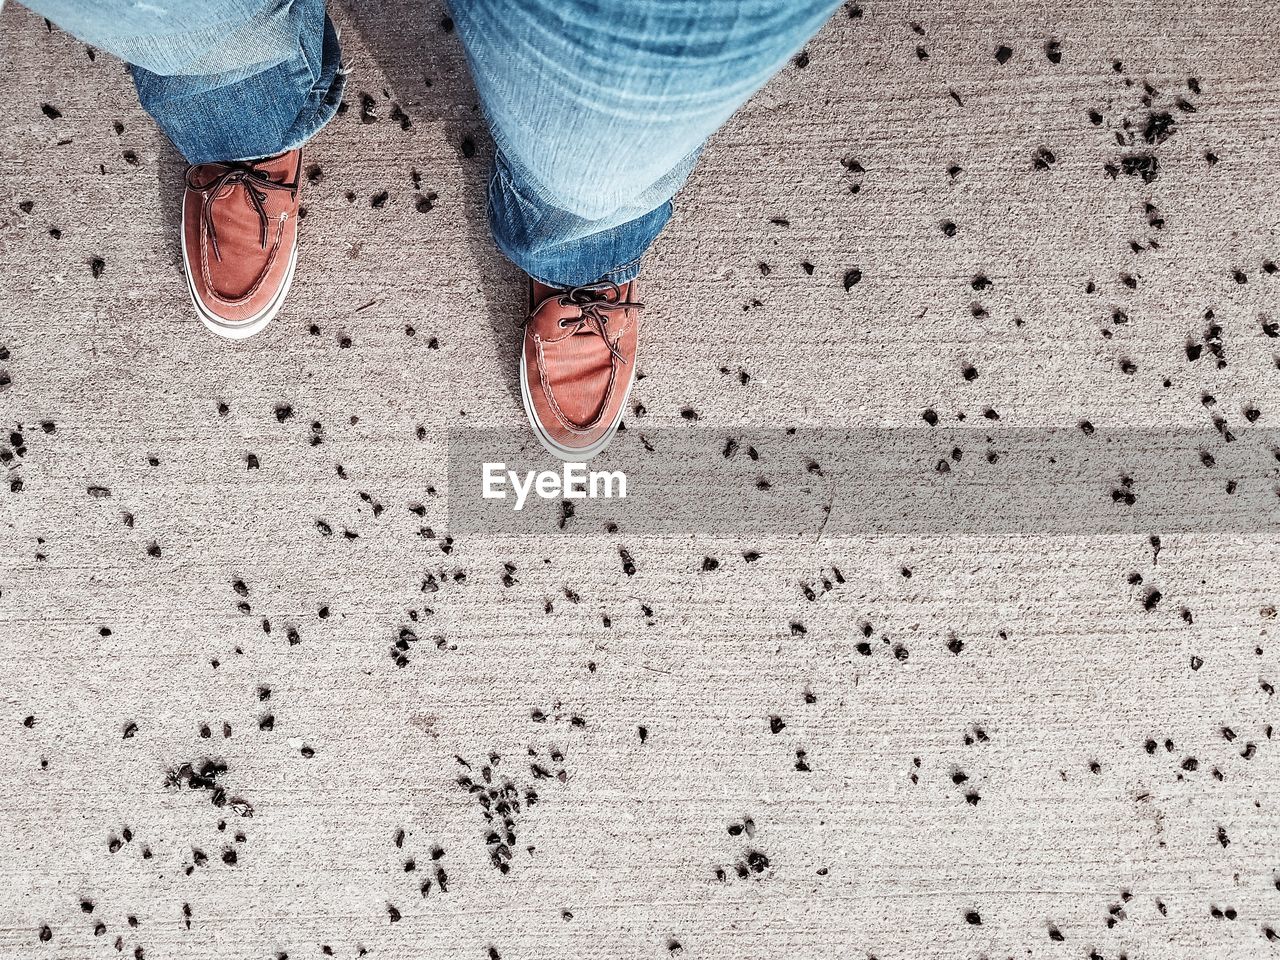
130, 10, 345, 165
486, 147, 678, 288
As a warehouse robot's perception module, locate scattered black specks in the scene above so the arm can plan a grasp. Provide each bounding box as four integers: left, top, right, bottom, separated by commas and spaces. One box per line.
41, 103, 61, 120
164, 759, 229, 807
1044, 39, 1062, 63
1142, 111, 1177, 145
1120, 154, 1159, 182
994, 45, 1013, 64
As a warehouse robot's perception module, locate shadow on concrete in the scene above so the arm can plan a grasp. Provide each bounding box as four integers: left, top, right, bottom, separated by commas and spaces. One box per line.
336, 0, 525, 404
155, 141, 186, 277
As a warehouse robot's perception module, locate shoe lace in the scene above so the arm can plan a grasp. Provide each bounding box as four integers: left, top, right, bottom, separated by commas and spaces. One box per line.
554, 282, 644, 365
184, 156, 298, 262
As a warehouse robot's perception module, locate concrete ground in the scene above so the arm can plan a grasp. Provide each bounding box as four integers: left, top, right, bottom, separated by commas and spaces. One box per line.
2, 1, 1279, 958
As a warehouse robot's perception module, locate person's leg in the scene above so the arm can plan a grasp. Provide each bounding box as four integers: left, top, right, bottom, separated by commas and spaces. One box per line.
21, 0, 345, 338
23, 0, 344, 164
448, 0, 840, 288
447, 0, 840, 459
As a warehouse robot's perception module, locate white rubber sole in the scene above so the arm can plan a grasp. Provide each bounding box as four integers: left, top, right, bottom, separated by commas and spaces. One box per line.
519, 347, 635, 462
180, 204, 297, 341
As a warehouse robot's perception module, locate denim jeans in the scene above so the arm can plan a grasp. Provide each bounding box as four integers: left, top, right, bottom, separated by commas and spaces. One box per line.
22, 0, 345, 165
19, 0, 839, 287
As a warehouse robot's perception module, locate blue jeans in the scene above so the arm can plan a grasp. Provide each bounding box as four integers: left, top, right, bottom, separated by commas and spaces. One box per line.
24, 0, 346, 165
21, 0, 839, 287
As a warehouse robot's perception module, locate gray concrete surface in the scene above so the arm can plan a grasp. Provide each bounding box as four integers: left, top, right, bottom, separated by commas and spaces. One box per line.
2, 1, 1280, 958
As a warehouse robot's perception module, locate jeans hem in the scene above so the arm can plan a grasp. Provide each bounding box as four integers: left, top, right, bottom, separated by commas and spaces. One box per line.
496, 232, 645, 289
177, 13, 347, 165
221, 60, 346, 164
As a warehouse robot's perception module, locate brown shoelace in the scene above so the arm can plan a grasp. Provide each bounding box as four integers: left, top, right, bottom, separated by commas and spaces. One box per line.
184, 157, 298, 262
551, 282, 644, 365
